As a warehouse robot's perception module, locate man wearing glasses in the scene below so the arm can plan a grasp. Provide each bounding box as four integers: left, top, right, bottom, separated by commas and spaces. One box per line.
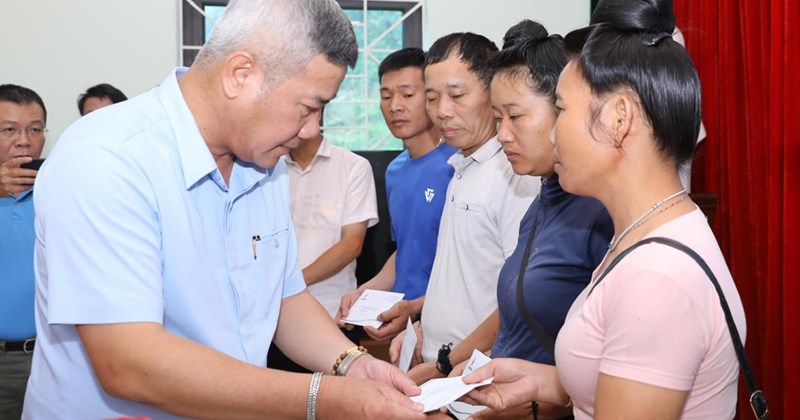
0, 84, 47, 420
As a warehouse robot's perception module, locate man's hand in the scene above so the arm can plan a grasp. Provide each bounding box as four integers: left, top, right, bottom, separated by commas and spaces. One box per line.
389, 320, 423, 365
319, 352, 425, 418
0, 156, 37, 196
346, 353, 421, 397
335, 289, 363, 329
317, 374, 425, 419
364, 297, 422, 340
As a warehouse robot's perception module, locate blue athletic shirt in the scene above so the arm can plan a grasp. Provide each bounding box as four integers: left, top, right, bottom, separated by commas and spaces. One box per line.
386, 143, 456, 299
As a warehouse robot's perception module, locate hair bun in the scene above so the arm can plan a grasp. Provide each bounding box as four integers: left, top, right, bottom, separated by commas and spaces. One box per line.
502, 20, 549, 50
590, 0, 675, 34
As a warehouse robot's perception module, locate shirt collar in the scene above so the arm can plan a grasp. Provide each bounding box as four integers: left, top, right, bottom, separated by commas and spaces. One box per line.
155, 68, 218, 190
228, 159, 269, 196
155, 68, 269, 194
0, 188, 33, 204
540, 174, 569, 204
316, 137, 332, 158
284, 137, 332, 172
447, 136, 502, 171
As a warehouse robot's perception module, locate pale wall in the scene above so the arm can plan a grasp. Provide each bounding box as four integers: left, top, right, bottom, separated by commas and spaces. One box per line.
425, 0, 591, 48
0, 0, 179, 156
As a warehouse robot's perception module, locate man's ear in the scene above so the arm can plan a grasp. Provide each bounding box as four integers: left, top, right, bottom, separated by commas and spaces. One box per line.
221, 51, 257, 100
602, 92, 634, 148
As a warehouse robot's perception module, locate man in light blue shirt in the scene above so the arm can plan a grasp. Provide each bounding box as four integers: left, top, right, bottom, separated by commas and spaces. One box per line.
23, 1, 424, 419
0, 84, 47, 420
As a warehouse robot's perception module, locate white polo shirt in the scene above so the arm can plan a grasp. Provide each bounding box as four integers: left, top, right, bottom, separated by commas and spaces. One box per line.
421, 137, 539, 362
285, 139, 378, 317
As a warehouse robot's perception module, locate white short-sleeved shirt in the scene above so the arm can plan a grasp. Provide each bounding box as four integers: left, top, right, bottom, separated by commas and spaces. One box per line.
285, 139, 378, 317
421, 137, 539, 362
23, 68, 306, 419
556, 209, 745, 419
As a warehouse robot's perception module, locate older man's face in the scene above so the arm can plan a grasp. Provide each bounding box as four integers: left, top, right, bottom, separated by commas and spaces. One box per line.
424, 55, 496, 157
230, 54, 347, 169
0, 100, 46, 165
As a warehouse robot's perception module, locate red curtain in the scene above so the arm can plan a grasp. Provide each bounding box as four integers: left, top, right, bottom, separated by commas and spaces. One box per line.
675, 0, 799, 418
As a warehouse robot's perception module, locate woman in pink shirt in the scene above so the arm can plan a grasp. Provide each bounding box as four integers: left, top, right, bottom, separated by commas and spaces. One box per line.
460, 0, 746, 418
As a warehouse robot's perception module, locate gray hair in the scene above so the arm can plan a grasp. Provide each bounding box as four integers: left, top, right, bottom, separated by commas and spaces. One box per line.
195, 0, 357, 87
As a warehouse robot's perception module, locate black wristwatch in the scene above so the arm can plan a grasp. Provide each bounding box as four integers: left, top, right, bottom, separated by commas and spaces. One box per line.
436, 342, 453, 375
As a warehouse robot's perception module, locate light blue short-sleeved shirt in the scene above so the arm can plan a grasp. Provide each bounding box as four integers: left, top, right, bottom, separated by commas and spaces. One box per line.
23, 68, 306, 419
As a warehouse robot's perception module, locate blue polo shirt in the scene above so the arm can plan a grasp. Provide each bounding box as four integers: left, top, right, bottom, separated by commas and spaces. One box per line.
491, 175, 613, 365
386, 144, 455, 299
0, 189, 36, 340
23, 68, 306, 419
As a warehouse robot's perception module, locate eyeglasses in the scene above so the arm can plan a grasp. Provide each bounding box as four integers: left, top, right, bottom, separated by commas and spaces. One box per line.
0, 127, 47, 141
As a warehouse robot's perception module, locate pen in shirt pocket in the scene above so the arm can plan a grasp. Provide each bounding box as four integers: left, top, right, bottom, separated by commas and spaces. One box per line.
252, 234, 261, 260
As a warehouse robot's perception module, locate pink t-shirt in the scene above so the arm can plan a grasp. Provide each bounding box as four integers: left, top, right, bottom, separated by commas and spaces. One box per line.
555, 208, 745, 419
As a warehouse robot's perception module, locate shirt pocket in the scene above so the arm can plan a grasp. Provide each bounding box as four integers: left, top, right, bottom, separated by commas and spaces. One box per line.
455, 201, 488, 224
227, 226, 291, 309
227, 226, 290, 274
454, 200, 496, 246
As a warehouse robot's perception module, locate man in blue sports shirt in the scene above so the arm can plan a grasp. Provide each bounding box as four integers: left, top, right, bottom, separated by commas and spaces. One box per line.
336, 48, 455, 341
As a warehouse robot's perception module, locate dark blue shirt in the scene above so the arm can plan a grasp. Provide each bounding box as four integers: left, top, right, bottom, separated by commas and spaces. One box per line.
386, 144, 456, 299
491, 175, 613, 364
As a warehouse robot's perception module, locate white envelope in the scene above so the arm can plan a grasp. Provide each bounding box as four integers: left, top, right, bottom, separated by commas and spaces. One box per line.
341, 289, 404, 329
397, 318, 417, 373
447, 349, 492, 418
411, 376, 492, 412
448, 401, 485, 420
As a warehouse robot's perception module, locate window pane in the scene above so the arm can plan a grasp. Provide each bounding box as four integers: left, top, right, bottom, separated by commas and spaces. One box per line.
324, 103, 365, 128
323, 129, 366, 151
367, 105, 398, 150
338, 76, 368, 102
367, 10, 403, 50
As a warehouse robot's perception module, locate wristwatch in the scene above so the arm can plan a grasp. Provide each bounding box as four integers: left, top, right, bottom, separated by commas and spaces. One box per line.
435, 342, 453, 376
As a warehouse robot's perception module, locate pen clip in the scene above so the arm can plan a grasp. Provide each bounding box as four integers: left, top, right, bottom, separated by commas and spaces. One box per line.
252, 234, 261, 260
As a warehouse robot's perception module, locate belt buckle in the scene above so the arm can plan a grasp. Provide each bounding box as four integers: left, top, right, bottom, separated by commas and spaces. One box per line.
23, 338, 35, 354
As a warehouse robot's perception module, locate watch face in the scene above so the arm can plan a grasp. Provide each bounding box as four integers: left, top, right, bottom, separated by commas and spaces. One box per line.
437, 343, 454, 374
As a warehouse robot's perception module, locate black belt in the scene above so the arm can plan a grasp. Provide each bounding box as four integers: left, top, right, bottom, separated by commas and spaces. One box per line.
0, 338, 35, 353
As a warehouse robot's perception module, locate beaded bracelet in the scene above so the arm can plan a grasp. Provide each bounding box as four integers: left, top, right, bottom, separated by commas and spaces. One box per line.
306, 372, 323, 420
332, 345, 369, 376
